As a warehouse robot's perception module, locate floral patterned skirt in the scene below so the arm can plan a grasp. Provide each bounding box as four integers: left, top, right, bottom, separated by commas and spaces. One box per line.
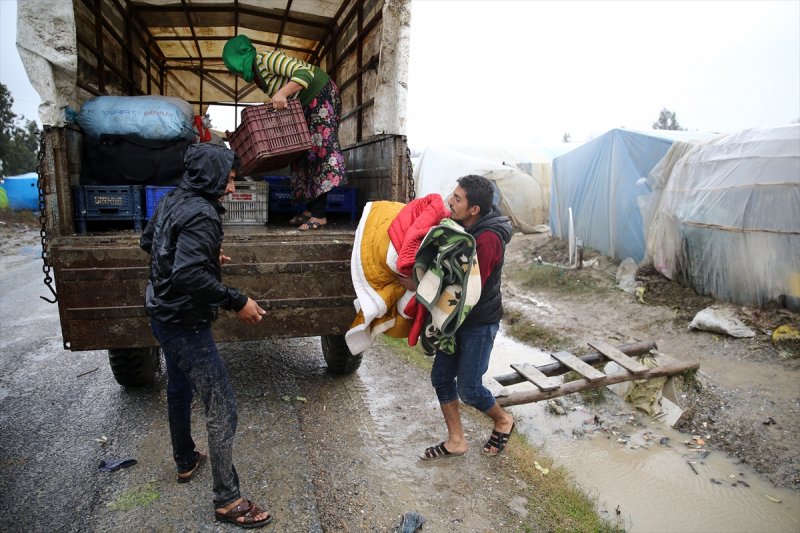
290, 79, 347, 203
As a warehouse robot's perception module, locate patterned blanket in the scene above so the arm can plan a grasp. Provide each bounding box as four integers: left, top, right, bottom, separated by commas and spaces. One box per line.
411, 218, 481, 354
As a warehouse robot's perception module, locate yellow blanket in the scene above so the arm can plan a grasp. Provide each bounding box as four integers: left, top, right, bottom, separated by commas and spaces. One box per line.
345, 201, 415, 355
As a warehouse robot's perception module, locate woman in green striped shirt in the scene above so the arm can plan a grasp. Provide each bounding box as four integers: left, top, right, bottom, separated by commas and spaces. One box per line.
223, 34, 346, 231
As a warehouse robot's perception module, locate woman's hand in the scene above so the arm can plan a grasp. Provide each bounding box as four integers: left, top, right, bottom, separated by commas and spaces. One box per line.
271, 92, 288, 110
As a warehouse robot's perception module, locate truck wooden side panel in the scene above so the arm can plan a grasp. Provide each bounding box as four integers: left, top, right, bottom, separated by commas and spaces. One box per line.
47, 133, 411, 351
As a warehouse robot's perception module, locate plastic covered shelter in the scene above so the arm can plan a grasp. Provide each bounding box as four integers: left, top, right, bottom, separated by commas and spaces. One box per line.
413, 144, 562, 233
645, 124, 800, 307
550, 128, 716, 262
1, 173, 39, 210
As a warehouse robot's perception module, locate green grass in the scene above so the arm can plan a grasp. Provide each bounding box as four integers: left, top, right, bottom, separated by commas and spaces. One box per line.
562, 370, 609, 404
510, 263, 605, 294
107, 482, 160, 511
507, 433, 626, 533
380, 335, 433, 369
503, 309, 573, 352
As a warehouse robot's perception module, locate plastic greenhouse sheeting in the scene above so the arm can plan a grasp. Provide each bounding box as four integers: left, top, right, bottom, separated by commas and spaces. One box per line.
413, 144, 564, 233
550, 129, 716, 262
645, 124, 800, 308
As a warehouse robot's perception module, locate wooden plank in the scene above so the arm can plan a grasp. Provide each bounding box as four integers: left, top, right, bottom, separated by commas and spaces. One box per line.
510, 363, 561, 392
497, 360, 700, 407
550, 351, 605, 382
494, 341, 657, 385
588, 340, 649, 374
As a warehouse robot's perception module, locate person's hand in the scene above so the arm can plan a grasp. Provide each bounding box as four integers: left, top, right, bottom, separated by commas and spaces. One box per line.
271, 92, 288, 110
236, 298, 266, 324
396, 274, 417, 291
219, 248, 231, 265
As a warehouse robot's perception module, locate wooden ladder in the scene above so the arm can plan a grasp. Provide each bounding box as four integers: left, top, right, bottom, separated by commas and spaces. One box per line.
493, 340, 699, 408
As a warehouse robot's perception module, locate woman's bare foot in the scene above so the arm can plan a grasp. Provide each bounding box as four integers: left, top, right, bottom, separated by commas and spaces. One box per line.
298, 217, 327, 231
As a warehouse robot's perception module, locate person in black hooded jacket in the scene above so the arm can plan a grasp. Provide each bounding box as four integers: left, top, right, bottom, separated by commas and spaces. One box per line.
140, 143, 272, 528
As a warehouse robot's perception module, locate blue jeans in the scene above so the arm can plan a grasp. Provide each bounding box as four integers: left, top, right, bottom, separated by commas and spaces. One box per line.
430, 322, 500, 412
150, 319, 241, 508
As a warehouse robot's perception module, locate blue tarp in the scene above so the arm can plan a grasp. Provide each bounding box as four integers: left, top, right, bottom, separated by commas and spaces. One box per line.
1, 172, 39, 210
550, 129, 712, 262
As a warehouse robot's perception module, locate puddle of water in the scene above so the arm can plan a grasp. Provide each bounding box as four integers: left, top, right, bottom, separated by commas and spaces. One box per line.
489, 330, 800, 533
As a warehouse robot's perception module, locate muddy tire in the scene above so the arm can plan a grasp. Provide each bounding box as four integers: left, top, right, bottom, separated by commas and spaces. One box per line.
108, 347, 160, 387
321, 335, 362, 374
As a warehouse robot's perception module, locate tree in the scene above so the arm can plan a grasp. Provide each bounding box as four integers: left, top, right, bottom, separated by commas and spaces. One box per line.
652, 108, 685, 131
562, 132, 571, 143
0, 83, 41, 176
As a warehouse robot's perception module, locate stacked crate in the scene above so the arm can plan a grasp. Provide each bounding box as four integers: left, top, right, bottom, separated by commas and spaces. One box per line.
73, 185, 145, 233
222, 181, 269, 225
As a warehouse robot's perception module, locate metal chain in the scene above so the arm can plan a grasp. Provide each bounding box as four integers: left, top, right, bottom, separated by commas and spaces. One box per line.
36, 129, 58, 303
406, 145, 415, 201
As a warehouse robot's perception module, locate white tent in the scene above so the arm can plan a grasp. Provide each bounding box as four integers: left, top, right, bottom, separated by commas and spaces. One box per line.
412, 144, 568, 233
645, 124, 800, 308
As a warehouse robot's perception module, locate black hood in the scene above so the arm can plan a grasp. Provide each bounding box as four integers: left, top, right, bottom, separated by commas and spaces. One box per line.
180, 143, 236, 198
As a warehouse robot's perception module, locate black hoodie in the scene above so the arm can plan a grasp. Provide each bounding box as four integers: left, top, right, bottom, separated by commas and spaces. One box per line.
140, 144, 248, 326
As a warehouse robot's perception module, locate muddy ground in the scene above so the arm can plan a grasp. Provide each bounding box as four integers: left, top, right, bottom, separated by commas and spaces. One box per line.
2, 209, 797, 533
503, 232, 800, 491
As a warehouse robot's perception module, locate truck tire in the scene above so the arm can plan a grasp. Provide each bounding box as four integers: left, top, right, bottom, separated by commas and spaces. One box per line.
321, 335, 362, 374
108, 347, 160, 387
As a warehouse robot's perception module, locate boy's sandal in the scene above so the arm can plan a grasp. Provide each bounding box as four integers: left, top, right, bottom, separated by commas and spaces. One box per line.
482, 422, 515, 456
288, 213, 310, 226
214, 499, 273, 529
298, 220, 324, 231
176, 451, 206, 483
420, 442, 465, 461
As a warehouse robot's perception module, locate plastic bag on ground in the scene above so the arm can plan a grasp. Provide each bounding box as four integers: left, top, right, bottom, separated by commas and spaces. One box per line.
616, 257, 639, 293
688, 306, 756, 338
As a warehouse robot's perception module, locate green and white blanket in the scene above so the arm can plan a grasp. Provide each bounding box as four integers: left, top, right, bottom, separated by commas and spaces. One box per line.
413, 218, 481, 354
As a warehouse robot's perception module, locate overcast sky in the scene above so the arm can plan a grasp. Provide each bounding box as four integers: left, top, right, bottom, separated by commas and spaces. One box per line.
2, 0, 799, 150
406, 0, 800, 148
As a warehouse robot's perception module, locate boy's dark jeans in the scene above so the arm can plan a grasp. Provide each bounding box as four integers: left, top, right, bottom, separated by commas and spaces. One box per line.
150, 319, 241, 508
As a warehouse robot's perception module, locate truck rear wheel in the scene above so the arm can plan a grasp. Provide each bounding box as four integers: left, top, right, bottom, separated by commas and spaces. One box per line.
321, 335, 362, 374
108, 347, 160, 387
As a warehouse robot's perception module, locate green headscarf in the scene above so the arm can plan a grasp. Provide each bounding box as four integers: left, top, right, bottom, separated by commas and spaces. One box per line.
223, 35, 257, 82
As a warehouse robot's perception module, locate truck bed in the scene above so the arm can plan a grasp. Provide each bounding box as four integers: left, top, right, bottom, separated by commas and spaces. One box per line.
51, 224, 359, 350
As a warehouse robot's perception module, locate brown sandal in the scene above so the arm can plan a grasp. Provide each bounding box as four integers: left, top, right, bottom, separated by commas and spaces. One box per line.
176, 451, 206, 483
214, 498, 273, 529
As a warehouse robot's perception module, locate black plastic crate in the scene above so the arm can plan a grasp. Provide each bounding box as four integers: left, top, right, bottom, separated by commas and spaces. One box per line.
73, 185, 145, 233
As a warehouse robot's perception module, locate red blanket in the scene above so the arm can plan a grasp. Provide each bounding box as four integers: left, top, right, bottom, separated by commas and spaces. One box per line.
387, 194, 450, 277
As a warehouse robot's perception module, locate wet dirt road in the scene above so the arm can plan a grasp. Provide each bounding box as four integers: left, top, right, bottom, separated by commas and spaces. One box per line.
4, 234, 797, 532
0, 245, 530, 532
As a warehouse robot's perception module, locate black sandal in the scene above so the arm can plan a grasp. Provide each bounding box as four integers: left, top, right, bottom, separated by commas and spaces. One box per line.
288, 213, 310, 226
482, 423, 515, 456
420, 442, 465, 461
298, 220, 325, 231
